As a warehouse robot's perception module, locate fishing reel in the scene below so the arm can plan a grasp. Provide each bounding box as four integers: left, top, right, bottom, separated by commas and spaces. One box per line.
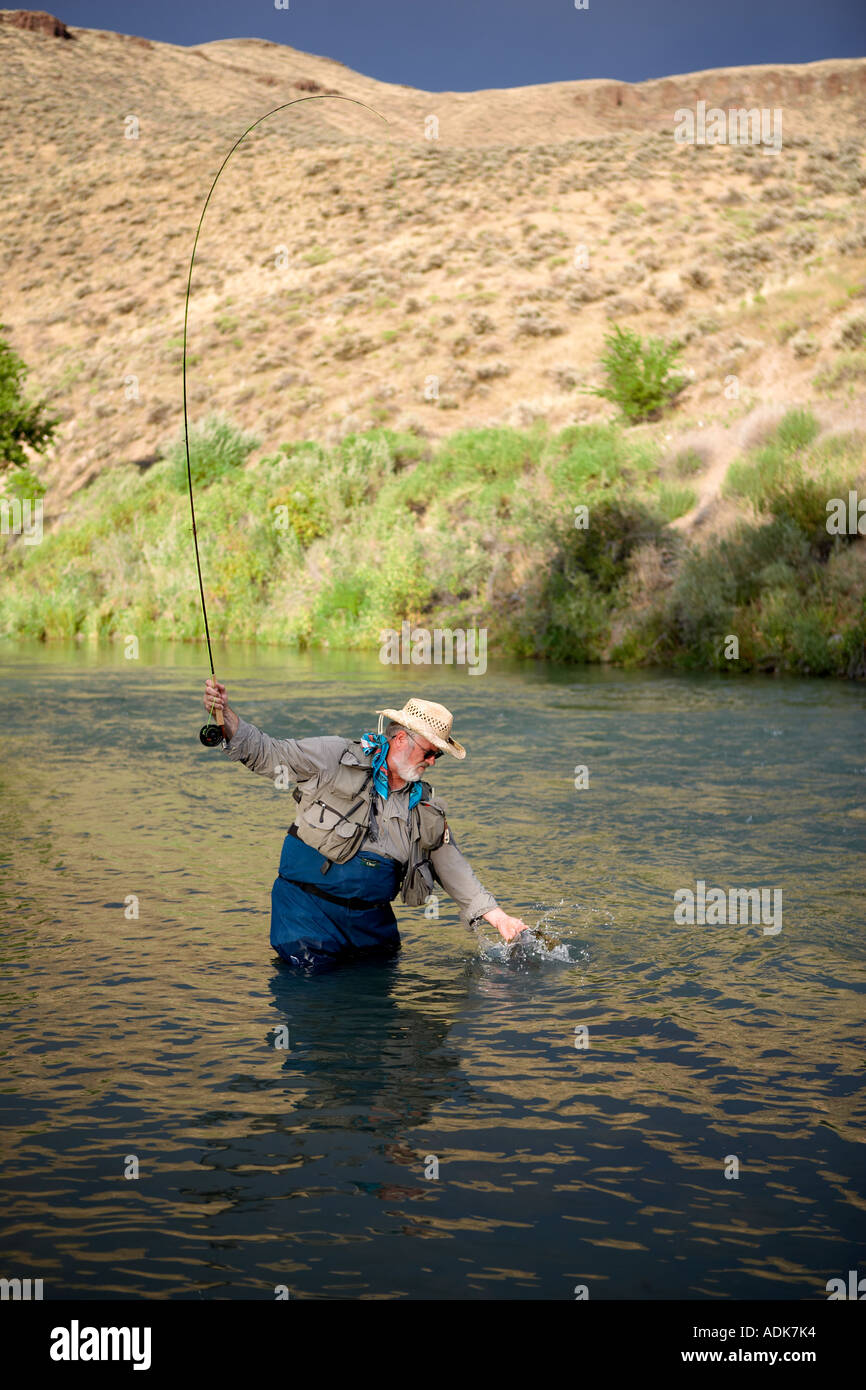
200, 689, 226, 745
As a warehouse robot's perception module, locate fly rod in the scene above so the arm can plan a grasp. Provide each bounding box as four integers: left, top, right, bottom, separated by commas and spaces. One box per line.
181, 95, 389, 745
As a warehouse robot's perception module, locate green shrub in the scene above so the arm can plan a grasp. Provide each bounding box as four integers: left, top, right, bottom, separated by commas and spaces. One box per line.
755, 589, 840, 676
763, 475, 843, 559
723, 409, 859, 561
380, 423, 544, 522
775, 407, 820, 452
585, 324, 687, 422
2, 463, 46, 500
277, 428, 431, 526
653, 483, 697, 520
271, 483, 329, 546
312, 574, 367, 631
840, 600, 866, 679
0, 325, 60, 493
724, 409, 823, 514
546, 422, 657, 498
434, 424, 545, 484
664, 516, 813, 654
167, 412, 260, 491
560, 499, 674, 593
533, 567, 612, 662
520, 499, 676, 661
723, 445, 789, 508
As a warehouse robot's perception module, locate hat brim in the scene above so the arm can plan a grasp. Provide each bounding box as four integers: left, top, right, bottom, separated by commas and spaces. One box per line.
375, 707, 466, 759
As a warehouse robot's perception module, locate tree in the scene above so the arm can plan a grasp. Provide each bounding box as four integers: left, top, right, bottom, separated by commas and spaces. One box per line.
0, 325, 61, 497
586, 324, 687, 423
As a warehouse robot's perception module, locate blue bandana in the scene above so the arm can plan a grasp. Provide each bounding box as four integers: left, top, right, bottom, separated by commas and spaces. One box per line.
360, 731, 424, 809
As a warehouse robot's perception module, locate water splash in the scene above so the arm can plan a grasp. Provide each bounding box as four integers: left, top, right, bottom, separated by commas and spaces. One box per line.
474, 899, 604, 968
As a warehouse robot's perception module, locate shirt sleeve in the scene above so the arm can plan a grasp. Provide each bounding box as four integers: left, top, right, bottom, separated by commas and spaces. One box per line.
429, 835, 498, 928
221, 718, 346, 784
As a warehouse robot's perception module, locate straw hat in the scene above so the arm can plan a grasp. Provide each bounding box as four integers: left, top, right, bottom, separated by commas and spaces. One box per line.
375, 697, 466, 759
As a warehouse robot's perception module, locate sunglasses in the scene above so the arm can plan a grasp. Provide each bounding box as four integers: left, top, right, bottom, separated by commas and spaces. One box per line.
407, 731, 444, 761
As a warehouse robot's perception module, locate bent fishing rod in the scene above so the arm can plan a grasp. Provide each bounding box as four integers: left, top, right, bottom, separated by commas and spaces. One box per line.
182, 95, 390, 746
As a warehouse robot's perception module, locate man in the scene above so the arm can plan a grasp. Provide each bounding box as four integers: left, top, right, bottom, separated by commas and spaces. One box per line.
204, 680, 529, 971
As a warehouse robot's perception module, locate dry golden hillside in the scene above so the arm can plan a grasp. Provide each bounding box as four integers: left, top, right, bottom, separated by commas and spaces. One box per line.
1, 9, 865, 536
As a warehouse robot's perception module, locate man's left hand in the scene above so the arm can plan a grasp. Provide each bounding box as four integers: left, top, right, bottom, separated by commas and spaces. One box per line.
483, 907, 530, 942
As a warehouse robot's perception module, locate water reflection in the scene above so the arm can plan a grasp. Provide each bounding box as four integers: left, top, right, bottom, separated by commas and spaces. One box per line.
267, 963, 466, 1195
1, 639, 864, 1299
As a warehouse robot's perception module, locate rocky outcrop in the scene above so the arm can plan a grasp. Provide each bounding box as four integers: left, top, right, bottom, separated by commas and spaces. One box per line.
573, 62, 866, 131
1, 10, 73, 38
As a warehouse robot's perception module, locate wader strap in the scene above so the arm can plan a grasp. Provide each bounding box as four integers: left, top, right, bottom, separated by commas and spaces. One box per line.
278, 874, 391, 911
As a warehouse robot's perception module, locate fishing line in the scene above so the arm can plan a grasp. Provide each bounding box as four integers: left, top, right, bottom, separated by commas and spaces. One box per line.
182, 95, 390, 746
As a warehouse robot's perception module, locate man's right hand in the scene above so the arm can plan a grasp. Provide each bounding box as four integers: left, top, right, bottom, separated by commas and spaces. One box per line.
203, 678, 239, 741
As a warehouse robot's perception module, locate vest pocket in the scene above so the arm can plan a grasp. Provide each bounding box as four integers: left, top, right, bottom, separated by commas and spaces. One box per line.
402, 856, 435, 907
302, 799, 359, 838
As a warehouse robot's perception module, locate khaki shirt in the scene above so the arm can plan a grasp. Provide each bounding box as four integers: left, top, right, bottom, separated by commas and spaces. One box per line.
222, 718, 498, 928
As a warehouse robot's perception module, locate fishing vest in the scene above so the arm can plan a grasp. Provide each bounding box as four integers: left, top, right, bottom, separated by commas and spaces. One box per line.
290, 739, 448, 907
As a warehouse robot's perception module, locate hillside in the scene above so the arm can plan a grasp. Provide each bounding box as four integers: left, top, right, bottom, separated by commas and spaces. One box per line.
0, 12, 864, 676
1, 12, 864, 527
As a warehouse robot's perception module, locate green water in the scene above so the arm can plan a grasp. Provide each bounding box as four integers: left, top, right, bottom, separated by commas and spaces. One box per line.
1, 638, 864, 1299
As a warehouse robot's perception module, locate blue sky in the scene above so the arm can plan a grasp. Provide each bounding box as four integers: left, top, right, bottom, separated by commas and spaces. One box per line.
57, 0, 865, 89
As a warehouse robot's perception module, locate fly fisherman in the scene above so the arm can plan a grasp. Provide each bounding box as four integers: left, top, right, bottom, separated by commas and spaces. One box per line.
204, 681, 529, 971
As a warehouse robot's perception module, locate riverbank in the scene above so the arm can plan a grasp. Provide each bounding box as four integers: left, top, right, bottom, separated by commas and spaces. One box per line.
2, 410, 864, 677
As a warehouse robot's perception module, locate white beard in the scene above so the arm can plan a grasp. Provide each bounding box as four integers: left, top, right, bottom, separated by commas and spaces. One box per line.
390, 751, 424, 784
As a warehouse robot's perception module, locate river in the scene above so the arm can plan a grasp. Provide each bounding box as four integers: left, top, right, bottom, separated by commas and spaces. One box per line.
1, 638, 864, 1299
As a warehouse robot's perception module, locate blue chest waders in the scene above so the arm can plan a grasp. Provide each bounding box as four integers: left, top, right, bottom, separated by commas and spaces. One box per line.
271, 827, 404, 971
